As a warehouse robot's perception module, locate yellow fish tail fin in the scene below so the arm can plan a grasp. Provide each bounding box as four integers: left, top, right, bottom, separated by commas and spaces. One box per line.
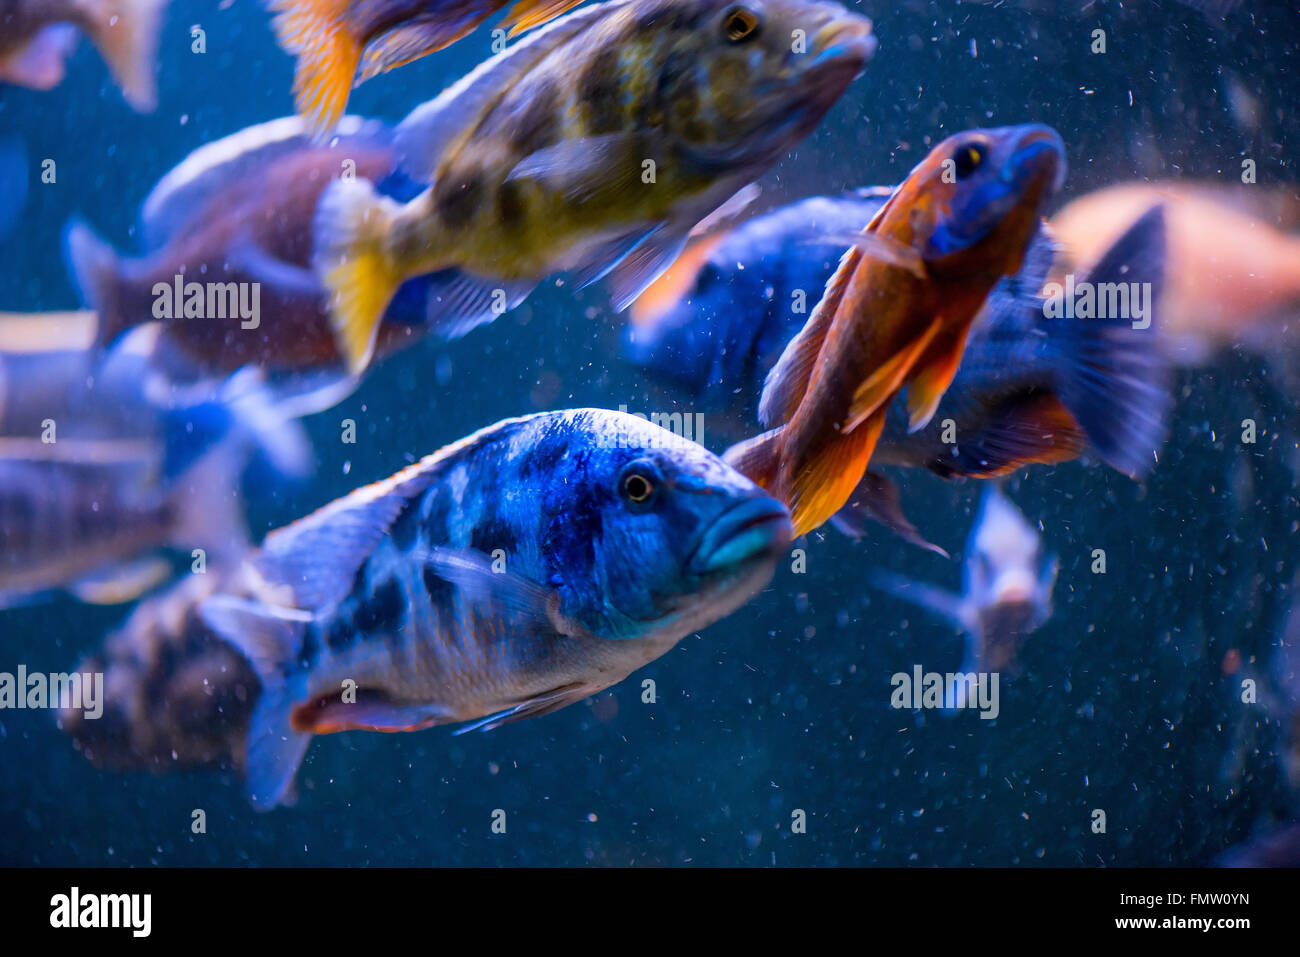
90, 0, 169, 111
269, 0, 358, 137
787, 414, 884, 537
501, 0, 591, 37
315, 177, 403, 375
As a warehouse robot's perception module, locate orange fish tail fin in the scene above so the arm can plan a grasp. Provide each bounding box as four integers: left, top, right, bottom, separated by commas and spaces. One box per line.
88, 0, 168, 111
269, 0, 359, 137
314, 177, 404, 374
501, 0, 591, 36
787, 414, 885, 537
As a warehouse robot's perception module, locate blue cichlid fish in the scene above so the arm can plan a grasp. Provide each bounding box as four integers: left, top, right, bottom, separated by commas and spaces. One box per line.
201, 408, 793, 809
314, 0, 875, 373
0, 0, 169, 110
870, 483, 1057, 707
629, 191, 1171, 546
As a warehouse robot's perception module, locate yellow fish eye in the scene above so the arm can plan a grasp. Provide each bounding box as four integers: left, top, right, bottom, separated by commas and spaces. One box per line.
723, 6, 761, 43
953, 143, 987, 179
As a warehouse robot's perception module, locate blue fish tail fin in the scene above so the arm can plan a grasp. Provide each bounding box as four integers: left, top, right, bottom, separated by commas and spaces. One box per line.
1054, 204, 1173, 477
64, 219, 127, 346
200, 595, 312, 810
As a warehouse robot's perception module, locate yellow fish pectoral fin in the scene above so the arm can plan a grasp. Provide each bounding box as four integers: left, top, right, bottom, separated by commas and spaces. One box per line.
788, 414, 885, 537
845, 317, 944, 433
501, 0, 591, 37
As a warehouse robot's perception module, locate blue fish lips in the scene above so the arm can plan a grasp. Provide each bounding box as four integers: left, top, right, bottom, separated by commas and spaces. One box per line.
688, 495, 793, 574
1003, 124, 1067, 194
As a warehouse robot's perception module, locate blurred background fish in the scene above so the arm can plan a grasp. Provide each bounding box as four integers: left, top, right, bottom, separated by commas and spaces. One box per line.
266, 0, 595, 137
63, 115, 443, 393
201, 409, 792, 808
314, 0, 876, 372
870, 483, 1057, 709
0, 0, 169, 110
1050, 181, 1300, 366
724, 125, 1065, 537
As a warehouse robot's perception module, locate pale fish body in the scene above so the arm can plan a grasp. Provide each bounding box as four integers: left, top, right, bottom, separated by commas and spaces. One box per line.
202, 408, 792, 809
313, 0, 875, 372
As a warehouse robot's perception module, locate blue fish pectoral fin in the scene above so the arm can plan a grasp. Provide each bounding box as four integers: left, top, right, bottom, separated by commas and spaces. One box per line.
453, 682, 593, 735
867, 567, 971, 634
67, 556, 174, 605
832, 470, 949, 557
416, 546, 563, 629
421, 270, 536, 340
199, 594, 313, 810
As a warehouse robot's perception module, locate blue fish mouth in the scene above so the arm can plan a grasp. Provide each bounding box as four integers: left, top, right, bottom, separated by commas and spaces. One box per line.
689, 497, 793, 574
1003, 125, 1067, 193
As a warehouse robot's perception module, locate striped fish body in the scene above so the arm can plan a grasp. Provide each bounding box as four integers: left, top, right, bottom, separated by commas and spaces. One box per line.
204, 408, 792, 808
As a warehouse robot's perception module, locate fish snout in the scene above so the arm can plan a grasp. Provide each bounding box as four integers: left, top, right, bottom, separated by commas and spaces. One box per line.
688, 496, 793, 574
810, 13, 877, 68
1003, 124, 1067, 194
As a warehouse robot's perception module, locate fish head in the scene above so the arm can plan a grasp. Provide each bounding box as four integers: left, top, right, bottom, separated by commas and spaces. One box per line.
552, 411, 792, 641
964, 485, 1056, 632
642, 0, 875, 170
894, 124, 1066, 277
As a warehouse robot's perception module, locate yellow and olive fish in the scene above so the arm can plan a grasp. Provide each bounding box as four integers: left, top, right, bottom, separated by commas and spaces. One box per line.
267, 0, 597, 137
0, 0, 169, 110
314, 0, 876, 372
724, 125, 1065, 536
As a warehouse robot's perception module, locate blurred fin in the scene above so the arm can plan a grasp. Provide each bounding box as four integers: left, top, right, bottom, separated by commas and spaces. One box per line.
357, 15, 487, 84
453, 683, 590, 733
422, 271, 535, 340
200, 595, 310, 810
68, 556, 173, 605
295, 688, 450, 734
269, 0, 360, 138
605, 227, 692, 314
723, 427, 784, 495
813, 230, 925, 278
64, 220, 126, 347
831, 471, 948, 556
628, 230, 729, 329
314, 177, 404, 373
501, 0, 590, 36
867, 567, 971, 633
0, 25, 77, 91
220, 367, 315, 480
88, 0, 168, 111
1054, 204, 1172, 477
928, 393, 1086, 478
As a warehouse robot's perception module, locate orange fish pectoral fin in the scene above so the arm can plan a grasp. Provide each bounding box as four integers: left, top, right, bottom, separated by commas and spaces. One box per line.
904, 322, 977, 433
788, 414, 885, 537
501, 0, 591, 37
844, 317, 944, 433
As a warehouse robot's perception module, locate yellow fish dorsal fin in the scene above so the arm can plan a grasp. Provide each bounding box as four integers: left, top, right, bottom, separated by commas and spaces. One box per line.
787, 414, 886, 537
757, 244, 862, 428
844, 316, 944, 433
501, 0, 593, 37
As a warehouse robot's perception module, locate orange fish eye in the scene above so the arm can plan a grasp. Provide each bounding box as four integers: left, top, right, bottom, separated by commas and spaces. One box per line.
723, 6, 761, 43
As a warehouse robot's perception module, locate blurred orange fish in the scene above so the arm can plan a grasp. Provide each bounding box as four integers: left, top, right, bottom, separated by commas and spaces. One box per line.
267, 0, 592, 137
1051, 182, 1300, 363
724, 125, 1065, 536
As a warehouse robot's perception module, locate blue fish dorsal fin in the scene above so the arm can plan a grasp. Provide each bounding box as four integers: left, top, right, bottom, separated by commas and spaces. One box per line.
394, 1, 629, 184
139, 115, 386, 250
